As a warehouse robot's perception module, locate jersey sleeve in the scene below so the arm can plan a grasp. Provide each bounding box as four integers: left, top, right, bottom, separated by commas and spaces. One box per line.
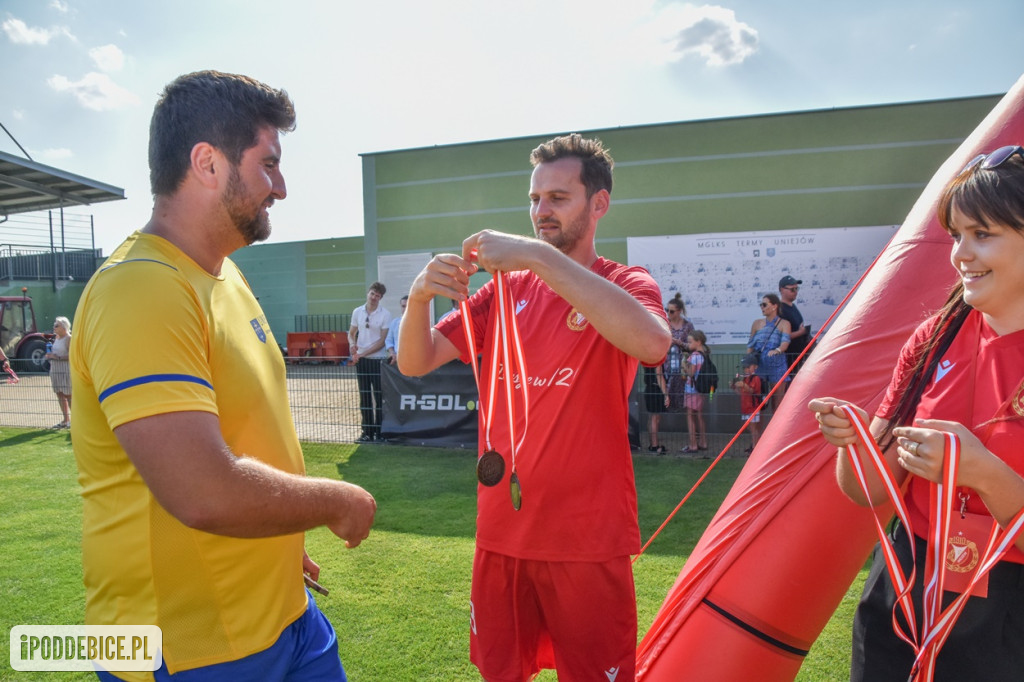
77, 260, 217, 431
609, 264, 668, 367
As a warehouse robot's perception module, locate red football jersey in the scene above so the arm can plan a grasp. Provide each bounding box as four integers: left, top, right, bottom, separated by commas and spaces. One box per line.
438, 258, 665, 561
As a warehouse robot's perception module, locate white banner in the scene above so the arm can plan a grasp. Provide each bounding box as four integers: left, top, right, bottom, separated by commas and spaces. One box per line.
627, 226, 898, 345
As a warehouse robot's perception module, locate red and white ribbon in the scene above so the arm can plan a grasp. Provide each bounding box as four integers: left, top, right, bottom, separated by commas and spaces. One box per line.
837, 405, 1024, 682
459, 270, 530, 474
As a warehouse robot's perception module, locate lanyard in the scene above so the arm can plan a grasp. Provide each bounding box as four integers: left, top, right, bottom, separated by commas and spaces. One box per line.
838, 406, 1024, 681
459, 270, 531, 509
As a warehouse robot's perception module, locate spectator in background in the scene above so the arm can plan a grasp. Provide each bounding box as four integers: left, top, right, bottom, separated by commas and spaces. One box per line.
664, 292, 694, 411
747, 293, 792, 411
46, 316, 72, 429
778, 275, 810, 373
733, 353, 762, 454
643, 361, 669, 454
680, 330, 710, 454
349, 282, 392, 442
386, 295, 409, 365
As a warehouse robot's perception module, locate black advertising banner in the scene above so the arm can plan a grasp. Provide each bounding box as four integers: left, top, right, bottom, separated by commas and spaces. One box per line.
382, 359, 642, 450
381, 360, 479, 448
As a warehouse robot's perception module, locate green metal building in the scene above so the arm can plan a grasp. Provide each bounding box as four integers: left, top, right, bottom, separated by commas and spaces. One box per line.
231, 93, 1002, 339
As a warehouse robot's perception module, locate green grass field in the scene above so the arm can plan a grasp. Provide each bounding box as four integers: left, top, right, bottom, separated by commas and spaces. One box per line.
0, 428, 865, 681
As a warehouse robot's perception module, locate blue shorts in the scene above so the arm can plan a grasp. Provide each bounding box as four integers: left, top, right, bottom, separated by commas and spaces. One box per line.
97, 590, 344, 681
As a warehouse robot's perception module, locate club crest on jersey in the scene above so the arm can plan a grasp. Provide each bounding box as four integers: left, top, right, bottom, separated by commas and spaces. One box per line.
945, 533, 980, 573
1013, 381, 1024, 417
566, 308, 589, 332
250, 317, 268, 344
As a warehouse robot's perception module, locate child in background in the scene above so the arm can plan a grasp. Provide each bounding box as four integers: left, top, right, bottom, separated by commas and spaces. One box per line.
680, 330, 709, 453
733, 354, 763, 454
642, 363, 669, 454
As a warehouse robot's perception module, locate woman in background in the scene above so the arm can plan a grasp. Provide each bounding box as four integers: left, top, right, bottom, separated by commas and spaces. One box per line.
747, 293, 791, 410
46, 316, 72, 429
665, 293, 695, 410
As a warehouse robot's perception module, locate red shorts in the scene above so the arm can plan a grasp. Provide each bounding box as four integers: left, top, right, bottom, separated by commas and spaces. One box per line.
469, 548, 637, 682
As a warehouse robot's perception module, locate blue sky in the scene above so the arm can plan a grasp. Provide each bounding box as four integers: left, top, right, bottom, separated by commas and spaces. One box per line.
3, 0, 1024, 254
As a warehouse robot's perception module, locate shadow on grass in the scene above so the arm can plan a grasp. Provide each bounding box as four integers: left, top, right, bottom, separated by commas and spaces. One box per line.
330, 444, 745, 556
0, 428, 69, 448
336, 445, 479, 540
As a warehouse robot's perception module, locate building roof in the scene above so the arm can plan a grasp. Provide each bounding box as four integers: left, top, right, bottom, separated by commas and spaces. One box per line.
0, 150, 125, 217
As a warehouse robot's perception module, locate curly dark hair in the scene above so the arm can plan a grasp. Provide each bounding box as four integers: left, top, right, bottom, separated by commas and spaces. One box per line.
529, 133, 613, 198
148, 70, 296, 197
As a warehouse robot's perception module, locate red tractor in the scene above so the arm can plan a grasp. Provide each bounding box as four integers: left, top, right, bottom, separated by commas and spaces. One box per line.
0, 295, 53, 371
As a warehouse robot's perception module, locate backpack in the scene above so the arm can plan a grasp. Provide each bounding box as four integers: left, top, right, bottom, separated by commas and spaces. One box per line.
693, 351, 719, 395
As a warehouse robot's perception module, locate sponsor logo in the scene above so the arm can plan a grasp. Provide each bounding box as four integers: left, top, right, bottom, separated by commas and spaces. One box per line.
566, 308, 588, 332
935, 359, 955, 383
398, 394, 476, 411
946, 533, 979, 573
605, 667, 619, 682
516, 299, 528, 315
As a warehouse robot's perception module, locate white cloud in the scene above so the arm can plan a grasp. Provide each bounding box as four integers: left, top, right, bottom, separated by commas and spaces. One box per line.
50, 0, 70, 13
670, 5, 758, 66
47, 72, 140, 111
89, 44, 125, 72
2, 17, 74, 45
12, 109, 25, 120
629, 4, 758, 67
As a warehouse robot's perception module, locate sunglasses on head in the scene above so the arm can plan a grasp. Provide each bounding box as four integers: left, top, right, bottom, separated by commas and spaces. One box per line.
961, 145, 1024, 175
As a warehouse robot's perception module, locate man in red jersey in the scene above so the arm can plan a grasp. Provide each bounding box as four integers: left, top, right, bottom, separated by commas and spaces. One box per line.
400, 134, 670, 682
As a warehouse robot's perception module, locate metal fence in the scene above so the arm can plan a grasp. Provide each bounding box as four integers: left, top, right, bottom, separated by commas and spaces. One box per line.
0, 352, 773, 458
294, 314, 351, 332
0, 210, 100, 283
0, 245, 101, 282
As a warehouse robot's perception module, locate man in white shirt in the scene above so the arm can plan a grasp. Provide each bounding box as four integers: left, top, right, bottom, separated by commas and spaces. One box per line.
348, 282, 392, 442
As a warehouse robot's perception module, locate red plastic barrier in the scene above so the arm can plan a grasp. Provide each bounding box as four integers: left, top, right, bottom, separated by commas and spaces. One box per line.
286, 332, 349, 363
636, 74, 1024, 681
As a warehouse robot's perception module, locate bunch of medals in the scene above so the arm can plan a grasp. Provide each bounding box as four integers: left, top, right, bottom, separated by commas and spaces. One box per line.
459, 269, 529, 511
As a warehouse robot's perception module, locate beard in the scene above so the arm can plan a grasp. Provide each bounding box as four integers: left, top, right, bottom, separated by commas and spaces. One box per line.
222, 166, 272, 245
534, 205, 588, 254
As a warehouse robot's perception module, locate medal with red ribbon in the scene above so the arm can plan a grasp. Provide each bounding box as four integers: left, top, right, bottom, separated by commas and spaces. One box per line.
459, 269, 530, 510
838, 405, 1024, 681
4, 364, 19, 384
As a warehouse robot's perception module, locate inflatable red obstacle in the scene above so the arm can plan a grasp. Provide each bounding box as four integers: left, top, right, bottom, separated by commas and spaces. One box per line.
635, 74, 1024, 681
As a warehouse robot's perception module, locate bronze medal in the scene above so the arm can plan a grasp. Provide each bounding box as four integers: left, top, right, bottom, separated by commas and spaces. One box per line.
476, 450, 505, 487
509, 471, 522, 511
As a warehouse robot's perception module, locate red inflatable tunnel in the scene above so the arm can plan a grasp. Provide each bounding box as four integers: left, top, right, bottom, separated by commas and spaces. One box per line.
636, 74, 1024, 681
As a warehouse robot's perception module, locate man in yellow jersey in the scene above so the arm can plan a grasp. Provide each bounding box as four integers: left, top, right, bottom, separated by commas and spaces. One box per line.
71, 71, 376, 681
